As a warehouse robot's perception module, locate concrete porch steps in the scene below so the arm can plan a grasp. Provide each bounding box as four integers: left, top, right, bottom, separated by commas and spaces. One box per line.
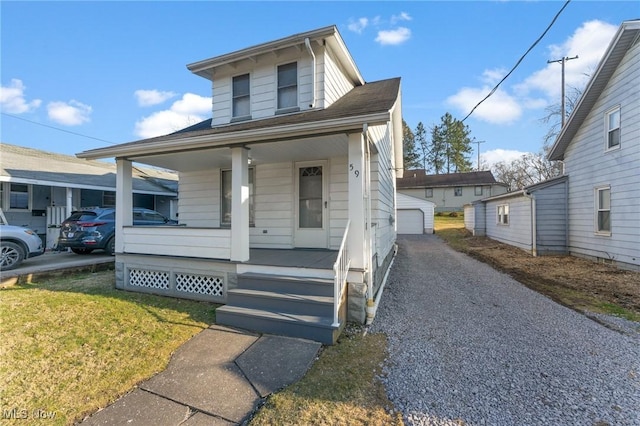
216, 273, 341, 345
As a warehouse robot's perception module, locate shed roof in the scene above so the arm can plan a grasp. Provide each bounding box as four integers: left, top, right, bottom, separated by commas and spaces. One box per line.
1, 143, 177, 195
397, 170, 503, 189
549, 19, 640, 161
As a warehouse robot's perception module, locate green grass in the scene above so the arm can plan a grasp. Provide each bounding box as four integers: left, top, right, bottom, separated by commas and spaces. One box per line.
596, 303, 640, 322
434, 212, 465, 231
0, 271, 217, 425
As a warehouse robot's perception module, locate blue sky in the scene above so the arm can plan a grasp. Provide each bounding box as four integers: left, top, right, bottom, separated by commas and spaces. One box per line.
1, 1, 638, 168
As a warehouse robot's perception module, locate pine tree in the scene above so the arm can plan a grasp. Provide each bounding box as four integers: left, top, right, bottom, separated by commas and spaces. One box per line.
429, 113, 473, 173
427, 123, 446, 174
414, 122, 428, 170
402, 120, 421, 169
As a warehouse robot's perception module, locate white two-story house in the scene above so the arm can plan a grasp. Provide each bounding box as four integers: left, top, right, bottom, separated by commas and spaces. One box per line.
77, 26, 404, 344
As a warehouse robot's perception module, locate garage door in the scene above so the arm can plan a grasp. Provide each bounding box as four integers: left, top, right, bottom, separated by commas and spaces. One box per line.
397, 209, 424, 234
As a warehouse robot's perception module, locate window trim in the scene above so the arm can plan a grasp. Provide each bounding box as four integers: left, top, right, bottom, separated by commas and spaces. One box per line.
4, 182, 32, 212
425, 188, 433, 198
231, 73, 251, 121
220, 168, 255, 228
594, 185, 611, 236
604, 106, 621, 152
454, 186, 463, 197
474, 186, 483, 196
276, 61, 299, 113
497, 204, 509, 226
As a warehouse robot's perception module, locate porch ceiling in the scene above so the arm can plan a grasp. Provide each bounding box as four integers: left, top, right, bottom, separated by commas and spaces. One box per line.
130, 133, 349, 172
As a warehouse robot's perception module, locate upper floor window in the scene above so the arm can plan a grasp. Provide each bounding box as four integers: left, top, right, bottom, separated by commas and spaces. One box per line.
8, 183, 30, 210
425, 188, 433, 198
606, 106, 620, 150
475, 186, 483, 196
232, 74, 250, 119
277, 62, 298, 111
595, 186, 611, 234
454, 187, 462, 197
498, 204, 509, 225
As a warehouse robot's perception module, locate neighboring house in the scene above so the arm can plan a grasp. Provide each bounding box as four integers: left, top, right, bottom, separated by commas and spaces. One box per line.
464, 176, 568, 256
76, 26, 404, 344
396, 193, 435, 235
397, 170, 508, 212
0, 143, 178, 248
548, 19, 640, 271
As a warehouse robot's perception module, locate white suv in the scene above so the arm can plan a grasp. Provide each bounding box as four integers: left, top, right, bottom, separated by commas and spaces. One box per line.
1, 221, 44, 271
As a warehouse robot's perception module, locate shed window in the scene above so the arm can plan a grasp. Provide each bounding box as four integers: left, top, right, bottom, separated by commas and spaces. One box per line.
425, 188, 433, 198
232, 74, 250, 119
9, 183, 30, 210
606, 107, 620, 150
595, 186, 611, 234
277, 62, 298, 111
454, 187, 463, 197
498, 204, 509, 225
475, 186, 483, 196
221, 168, 255, 227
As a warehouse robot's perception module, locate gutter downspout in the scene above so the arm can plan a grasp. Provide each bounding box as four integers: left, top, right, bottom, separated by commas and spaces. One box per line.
304, 38, 316, 108
524, 191, 537, 257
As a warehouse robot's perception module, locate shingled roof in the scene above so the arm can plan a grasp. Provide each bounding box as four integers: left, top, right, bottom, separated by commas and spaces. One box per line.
397, 170, 502, 188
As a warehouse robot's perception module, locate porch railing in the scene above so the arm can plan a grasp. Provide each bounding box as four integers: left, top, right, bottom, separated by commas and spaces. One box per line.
332, 220, 351, 327
121, 226, 231, 259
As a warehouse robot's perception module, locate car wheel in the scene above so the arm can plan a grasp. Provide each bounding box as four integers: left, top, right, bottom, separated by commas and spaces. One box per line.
1, 241, 25, 270
71, 248, 94, 255
105, 238, 116, 256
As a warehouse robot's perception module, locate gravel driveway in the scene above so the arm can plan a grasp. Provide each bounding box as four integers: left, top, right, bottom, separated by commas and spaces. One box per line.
370, 234, 640, 426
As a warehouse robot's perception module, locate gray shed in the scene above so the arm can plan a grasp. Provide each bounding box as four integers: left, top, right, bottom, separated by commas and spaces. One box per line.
396, 193, 435, 234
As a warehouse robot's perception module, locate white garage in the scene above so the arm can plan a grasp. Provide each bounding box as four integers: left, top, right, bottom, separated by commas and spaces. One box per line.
396, 193, 435, 234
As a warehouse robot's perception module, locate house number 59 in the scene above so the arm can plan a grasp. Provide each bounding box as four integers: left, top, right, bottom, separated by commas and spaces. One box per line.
349, 163, 360, 177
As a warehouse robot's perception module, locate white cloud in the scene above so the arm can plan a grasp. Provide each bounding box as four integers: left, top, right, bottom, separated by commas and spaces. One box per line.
47, 100, 92, 126
375, 27, 411, 46
135, 89, 177, 107
516, 20, 617, 99
0, 79, 42, 114
134, 93, 211, 138
347, 17, 369, 34
481, 149, 530, 168
391, 12, 412, 24
447, 86, 522, 124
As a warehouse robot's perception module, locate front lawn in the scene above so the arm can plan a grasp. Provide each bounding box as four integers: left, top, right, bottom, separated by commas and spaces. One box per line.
0, 271, 216, 425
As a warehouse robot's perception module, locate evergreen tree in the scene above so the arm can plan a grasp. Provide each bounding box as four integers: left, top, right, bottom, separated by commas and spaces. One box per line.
402, 120, 421, 169
428, 113, 473, 173
414, 122, 428, 170
427, 123, 446, 174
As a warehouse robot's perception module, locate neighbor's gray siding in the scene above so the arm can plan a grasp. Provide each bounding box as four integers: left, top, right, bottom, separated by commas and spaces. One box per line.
533, 179, 568, 254
563, 38, 640, 269
485, 196, 532, 252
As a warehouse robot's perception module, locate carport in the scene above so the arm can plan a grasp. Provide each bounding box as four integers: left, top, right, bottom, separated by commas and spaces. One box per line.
396, 193, 435, 235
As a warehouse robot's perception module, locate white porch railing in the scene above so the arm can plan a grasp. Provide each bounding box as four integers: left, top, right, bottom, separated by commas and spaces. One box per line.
121, 226, 231, 259
332, 220, 351, 327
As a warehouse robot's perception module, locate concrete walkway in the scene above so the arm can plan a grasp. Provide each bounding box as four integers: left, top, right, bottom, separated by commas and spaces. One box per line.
80, 325, 321, 425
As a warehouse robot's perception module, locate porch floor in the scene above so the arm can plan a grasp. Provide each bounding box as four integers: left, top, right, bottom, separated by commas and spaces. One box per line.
245, 249, 338, 270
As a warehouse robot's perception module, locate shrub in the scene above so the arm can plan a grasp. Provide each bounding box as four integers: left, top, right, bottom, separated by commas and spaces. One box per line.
449, 212, 458, 217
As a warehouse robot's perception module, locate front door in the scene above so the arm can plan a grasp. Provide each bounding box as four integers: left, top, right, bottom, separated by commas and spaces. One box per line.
294, 161, 328, 248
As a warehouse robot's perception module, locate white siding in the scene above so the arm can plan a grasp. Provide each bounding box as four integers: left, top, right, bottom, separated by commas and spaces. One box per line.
178, 169, 220, 227
329, 156, 349, 249
123, 226, 231, 259
464, 204, 475, 232
398, 184, 507, 211
322, 45, 355, 107
564, 39, 640, 268
485, 196, 533, 252
397, 193, 435, 233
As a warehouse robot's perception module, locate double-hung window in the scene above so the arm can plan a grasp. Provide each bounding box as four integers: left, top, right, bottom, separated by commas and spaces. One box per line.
454, 187, 463, 197
498, 204, 509, 225
595, 186, 611, 234
277, 62, 298, 111
221, 169, 255, 227
606, 106, 620, 150
9, 183, 30, 210
475, 186, 483, 196
425, 188, 433, 198
232, 74, 250, 119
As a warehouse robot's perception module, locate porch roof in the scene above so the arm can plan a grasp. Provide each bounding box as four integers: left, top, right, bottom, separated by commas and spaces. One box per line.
76, 78, 401, 169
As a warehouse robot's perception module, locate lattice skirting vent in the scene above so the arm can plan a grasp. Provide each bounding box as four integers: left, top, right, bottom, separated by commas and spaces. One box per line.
176, 273, 224, 297
129, 269, 170, 290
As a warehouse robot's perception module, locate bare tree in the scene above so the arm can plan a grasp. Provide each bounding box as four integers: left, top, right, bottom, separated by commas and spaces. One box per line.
492, 151, 562, 191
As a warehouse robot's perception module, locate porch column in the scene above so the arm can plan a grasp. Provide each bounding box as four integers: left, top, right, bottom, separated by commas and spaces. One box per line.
348, 132, 367, 270
230, 147, 250, 262
65, 187, 73, 216
115, 158, 133, 254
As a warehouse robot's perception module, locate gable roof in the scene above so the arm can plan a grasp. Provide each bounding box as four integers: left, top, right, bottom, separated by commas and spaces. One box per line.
549, 19, 640, 161
1, 143, 177, 195
397, 170, 503, 189
187, 25, 364, 86
78, 77, 401, 160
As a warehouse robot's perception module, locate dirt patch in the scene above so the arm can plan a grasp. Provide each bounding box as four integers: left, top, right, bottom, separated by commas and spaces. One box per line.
446, 230, 640, 317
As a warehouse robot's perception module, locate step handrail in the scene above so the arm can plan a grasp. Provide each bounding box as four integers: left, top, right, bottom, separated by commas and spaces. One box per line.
332, 220, 351, 327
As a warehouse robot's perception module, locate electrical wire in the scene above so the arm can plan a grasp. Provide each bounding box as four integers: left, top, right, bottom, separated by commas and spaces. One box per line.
1, 111, 115, 144
461, 0, 572, 123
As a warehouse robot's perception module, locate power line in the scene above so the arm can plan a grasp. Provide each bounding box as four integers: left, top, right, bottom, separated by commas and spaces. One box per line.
1, 112, 115, 144
461, 0, 572, 123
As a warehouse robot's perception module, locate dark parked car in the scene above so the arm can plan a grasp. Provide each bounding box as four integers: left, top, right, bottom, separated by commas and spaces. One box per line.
57, 207, 177, 255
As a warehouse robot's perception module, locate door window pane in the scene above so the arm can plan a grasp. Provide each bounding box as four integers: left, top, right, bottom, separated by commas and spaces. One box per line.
299, 166, 323, 228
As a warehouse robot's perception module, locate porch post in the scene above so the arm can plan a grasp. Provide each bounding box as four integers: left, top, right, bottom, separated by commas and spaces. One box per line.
65, 187, 73, 216
115, 158, 133, 254
230, 147, 250, 262
348, 132, 366, 270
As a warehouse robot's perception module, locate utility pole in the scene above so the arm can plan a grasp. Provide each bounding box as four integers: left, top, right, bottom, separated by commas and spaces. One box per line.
473, 140, 485, 170
548, 55, 578, 127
